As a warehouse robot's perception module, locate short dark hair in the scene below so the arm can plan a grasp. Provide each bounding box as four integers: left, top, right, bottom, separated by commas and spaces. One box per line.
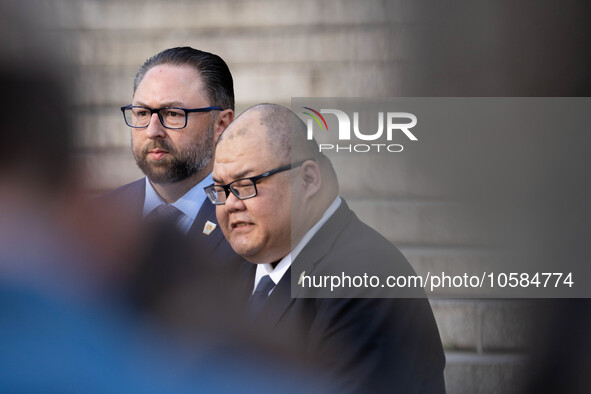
133, 47, 234, 111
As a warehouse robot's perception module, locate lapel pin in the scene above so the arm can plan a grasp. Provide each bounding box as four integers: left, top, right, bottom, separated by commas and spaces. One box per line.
203, 220, 217, 235
297, 271, 306, 286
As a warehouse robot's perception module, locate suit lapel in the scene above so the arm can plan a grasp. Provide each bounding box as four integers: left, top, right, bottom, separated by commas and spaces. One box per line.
187, 198, 225, 256
260, 200, 355, 326
100, 178, 146, 219
133, 179, 146, 217
290, 200, 354, 298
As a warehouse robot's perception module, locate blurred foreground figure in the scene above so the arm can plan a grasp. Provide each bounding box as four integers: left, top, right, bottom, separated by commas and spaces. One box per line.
0, 3, 327, 392
0, 3, 188, 390
209, 104, 446, 393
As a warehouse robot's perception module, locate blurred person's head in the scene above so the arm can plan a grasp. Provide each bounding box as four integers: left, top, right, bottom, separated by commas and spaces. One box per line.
0, 2, 73, 199
0, 2, 156, 296
210, 104, 338, 264
127, 47, 234, 190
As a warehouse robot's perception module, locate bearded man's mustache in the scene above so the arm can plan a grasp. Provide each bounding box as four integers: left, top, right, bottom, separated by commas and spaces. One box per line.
142, 140, 175, 155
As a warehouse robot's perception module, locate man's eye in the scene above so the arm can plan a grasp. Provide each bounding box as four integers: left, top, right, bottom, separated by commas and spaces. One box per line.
136, 110, 149, 117
233, 180, 251, 189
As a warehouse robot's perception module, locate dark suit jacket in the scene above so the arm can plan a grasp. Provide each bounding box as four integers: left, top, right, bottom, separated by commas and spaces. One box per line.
104, 178, 244, 263
101, 178, 248, 308
249, 200, 446, 394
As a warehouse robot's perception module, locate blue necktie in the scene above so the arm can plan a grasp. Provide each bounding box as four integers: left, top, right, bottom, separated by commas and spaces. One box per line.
248, 275, 276, 315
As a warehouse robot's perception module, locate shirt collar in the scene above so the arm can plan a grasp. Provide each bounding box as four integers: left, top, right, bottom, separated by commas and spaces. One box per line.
253, 196, 342, 292
142, 173, 213, 219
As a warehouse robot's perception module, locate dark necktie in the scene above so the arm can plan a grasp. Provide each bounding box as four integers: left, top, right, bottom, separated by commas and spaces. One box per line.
145, 204, 183, 225
248, 275, 276, 315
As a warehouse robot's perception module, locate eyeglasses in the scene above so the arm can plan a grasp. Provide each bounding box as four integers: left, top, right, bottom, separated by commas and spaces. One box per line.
204, 160, 310, 205
121, 105, 223, 129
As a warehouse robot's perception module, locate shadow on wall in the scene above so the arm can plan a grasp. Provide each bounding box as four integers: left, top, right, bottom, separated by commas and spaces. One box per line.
395, 1, 591, 393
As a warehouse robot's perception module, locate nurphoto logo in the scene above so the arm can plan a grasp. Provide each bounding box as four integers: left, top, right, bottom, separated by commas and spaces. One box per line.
302, 107, 418, 153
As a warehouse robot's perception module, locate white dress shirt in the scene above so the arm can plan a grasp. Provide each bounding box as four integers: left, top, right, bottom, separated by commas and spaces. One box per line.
142, 174, 213, 234
252, 196, 342, 294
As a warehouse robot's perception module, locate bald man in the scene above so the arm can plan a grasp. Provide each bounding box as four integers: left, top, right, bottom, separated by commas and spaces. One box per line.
206, 104, 446, 393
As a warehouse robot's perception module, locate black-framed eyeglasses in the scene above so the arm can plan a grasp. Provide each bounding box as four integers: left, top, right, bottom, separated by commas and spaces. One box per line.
121, 105, 223, 129
204, 160, 311, 205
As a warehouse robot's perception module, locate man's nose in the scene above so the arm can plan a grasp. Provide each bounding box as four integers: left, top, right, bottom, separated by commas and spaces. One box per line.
145, 113, 166, 139
224, 190, 246, 213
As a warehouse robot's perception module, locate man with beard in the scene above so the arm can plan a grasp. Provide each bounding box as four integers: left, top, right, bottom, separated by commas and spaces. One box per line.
104, 47, 246, 308
117, 47, 233, 225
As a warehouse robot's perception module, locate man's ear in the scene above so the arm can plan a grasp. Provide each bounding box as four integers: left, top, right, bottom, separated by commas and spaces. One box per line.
299, 160, 322, 200
213, 109, 234, 144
